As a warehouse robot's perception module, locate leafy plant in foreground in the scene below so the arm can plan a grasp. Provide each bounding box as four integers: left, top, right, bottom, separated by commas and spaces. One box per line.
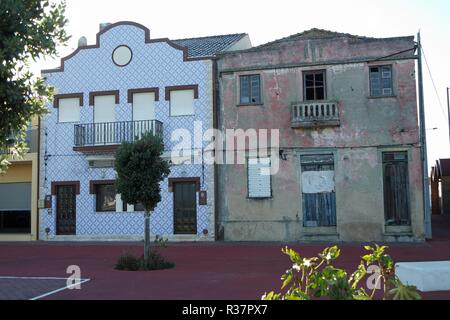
262, 244, 421, 300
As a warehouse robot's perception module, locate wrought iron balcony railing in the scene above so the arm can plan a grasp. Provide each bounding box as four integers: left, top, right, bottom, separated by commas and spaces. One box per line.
74, 120, 163, 147
291, 101, 340, 128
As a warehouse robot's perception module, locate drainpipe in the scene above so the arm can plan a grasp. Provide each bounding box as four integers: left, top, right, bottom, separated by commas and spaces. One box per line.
417, 32, 432, 239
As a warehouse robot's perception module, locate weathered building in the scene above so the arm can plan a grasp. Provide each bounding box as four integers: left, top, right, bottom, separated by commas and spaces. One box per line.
39, 21, 250, 241
217, 29, 425, 242
431, 159, 450, 215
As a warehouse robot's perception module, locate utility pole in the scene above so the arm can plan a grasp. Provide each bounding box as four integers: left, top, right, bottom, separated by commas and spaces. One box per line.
417, 32, 432, 239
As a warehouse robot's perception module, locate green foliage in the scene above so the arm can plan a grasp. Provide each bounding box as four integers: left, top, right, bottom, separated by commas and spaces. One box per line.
115, 251, 175, 271
263, 244, 421, 300
0, 0, 70, 172
115, 132, 170, 213
115, 252, 141, 271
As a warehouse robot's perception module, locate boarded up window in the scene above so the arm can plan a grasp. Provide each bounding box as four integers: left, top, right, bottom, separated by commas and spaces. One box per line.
248, 157, 271, 198
301, 154, 336, 227
383, 151, 410, 225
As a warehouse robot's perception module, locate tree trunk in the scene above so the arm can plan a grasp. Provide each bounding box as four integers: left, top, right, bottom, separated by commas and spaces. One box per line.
144, 211, 151, 266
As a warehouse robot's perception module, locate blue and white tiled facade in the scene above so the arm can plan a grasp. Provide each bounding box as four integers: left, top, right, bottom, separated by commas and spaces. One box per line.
39, 22, 216, 241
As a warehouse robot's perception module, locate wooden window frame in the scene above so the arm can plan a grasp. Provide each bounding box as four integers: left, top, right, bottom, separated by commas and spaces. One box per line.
239, 74, 262, 105
369, 65, 394, 97
303, 70, 327, 101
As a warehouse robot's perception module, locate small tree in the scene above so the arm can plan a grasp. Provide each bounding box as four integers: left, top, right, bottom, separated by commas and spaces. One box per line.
0, 0, 69, 173
115, 132, 170, 266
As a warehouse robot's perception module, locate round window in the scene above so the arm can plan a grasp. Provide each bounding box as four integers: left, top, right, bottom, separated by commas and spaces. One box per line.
112, 45, 132, 67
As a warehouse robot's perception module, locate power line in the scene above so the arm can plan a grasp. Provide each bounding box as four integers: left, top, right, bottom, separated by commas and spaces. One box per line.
421, 46, 447, 119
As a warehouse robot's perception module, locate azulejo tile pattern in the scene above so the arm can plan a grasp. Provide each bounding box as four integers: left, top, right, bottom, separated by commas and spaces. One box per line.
40, 24, 214, 240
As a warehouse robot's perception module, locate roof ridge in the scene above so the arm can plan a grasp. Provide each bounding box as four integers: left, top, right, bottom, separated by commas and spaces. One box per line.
255, 28, 374, 48
173, 33, 247, 42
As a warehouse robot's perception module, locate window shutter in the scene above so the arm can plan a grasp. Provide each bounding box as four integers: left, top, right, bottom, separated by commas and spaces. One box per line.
133, 92, 155, 120
248, 157, 271, 198
58, 98, 80, 123
170, 89, 195, 116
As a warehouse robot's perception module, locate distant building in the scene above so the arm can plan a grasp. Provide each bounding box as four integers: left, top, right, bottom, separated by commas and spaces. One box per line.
0, 118, 40, 240
431, 159, 450, 215
217, 29, 425, 242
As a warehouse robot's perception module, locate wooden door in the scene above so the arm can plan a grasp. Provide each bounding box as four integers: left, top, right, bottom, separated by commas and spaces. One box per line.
173, 182, 197, 234
383, 152, 410, 225
301, 154, 337, 227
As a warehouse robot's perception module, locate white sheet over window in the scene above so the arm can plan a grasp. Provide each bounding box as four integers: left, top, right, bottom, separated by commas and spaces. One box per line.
301, 171, 335, 194
248, 157, 272, 198
170, 89, 195, 116
133, 92, 155, 121
58, 98, 80, 123
94, 95, 115, 123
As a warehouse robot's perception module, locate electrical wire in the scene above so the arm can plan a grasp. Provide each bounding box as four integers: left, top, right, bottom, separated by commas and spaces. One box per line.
421, 46, 447, 119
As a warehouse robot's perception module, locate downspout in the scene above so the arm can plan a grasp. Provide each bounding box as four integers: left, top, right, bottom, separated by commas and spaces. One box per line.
212, 57, 220, 241
36, 117, 41, 240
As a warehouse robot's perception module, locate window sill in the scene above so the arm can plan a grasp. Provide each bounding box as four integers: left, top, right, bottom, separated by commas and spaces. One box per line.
246, 196, 272, 200
169, 114, 195, 117
237, 103, 264, 107
367, 95, 397, 99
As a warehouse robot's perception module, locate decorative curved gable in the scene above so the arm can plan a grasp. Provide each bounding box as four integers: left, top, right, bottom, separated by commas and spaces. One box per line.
41, 21, 207, 74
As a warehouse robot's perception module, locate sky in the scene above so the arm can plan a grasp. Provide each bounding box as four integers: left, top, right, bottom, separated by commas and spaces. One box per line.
34, 0, 450, 170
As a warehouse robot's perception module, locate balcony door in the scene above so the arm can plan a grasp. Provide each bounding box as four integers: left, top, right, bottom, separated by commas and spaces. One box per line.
94, 95, 116, 145
132, 92, 156, 140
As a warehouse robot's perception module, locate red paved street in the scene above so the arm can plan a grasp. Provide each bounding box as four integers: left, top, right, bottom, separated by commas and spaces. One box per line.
0, 215, 450, 300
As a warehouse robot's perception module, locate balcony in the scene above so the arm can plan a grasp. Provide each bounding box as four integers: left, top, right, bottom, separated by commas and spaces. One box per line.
291, 101, 340, 128
74, 120, 163, 153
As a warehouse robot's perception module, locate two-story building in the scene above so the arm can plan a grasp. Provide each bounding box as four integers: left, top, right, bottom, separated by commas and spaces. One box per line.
0, 118, 40, 241
39, 21, 250, 241
217, 29, 425, 242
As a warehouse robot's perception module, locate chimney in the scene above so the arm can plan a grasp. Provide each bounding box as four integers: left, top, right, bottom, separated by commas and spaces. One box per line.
99, 22, 111, 31
77, 36, 87, 48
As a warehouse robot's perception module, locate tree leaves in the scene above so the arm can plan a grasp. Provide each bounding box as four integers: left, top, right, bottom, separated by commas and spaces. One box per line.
263, 244, 422, 300
114, 132, 170, 212
0, 0, 69, 173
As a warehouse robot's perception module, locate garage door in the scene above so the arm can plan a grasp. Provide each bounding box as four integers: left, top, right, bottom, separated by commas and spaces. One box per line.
0, 183, 31, 210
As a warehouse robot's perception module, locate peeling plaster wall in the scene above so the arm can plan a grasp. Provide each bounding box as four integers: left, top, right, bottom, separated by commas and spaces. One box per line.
218, 35, 424, 242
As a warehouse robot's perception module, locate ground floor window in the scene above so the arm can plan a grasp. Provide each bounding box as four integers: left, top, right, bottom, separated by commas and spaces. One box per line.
0, 211, 31, 234
301, 154, 336, 227
96, 184, 116, 212
382, 151, 410, 225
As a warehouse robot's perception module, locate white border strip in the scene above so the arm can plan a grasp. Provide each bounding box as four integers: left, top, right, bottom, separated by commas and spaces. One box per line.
0, 276, 91, 300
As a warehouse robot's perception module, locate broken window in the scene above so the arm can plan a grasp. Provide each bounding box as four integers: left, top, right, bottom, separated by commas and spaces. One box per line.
240, 74, 261, 104
303, 70, 326, 101
383, 151, 410, 226
370, 65, 393, 97
301, 154, 336, 227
